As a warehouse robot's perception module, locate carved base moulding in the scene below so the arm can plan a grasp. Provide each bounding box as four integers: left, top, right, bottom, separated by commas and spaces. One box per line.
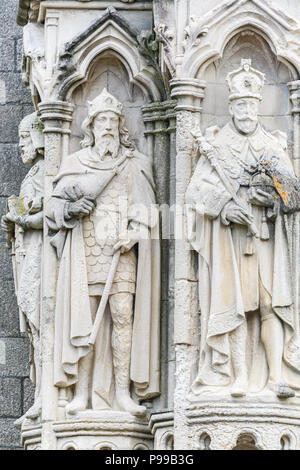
21, 412, 153, 450
186, 400, 300, 450
149, 411, 174, 450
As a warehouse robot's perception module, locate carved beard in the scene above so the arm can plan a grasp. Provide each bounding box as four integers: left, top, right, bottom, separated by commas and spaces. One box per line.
234, 117, 258, 135
21, 142, 36, 164
96, 135, 120, 160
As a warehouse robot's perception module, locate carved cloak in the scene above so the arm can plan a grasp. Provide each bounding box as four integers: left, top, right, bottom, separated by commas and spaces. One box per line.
47, 146, 160, 405
186, 123, 300, 392
16, 159, 44, 385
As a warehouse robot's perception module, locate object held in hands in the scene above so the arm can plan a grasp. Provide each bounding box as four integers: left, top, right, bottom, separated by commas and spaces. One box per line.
191, 127, 259, 237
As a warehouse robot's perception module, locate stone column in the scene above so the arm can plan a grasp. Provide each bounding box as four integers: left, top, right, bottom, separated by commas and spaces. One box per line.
174, 0, 190, 76
288, 81, 300, 357
288, 81, 300, 176
37, 100, 74, 450
170, 78, 206, 449
142, 100, 176, 415
45, 10, 60, 86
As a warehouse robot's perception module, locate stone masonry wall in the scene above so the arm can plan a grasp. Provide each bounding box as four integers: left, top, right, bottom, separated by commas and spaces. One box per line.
0, 0, 34, 450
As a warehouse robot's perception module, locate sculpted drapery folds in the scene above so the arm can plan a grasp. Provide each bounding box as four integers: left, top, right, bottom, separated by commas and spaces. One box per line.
1, 112, 44, 422
47, 89, 160, 417
186, 59, 300, 399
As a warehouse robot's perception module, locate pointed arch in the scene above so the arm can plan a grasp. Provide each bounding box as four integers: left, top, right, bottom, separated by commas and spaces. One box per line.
54, 8, 163, 102
181, 0, 300, 79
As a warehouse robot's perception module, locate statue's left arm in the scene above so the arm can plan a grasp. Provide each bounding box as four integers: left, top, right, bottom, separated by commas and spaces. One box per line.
114, 152, 158, 253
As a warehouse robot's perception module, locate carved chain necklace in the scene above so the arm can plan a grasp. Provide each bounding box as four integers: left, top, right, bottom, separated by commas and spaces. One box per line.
220, 144, 258, 179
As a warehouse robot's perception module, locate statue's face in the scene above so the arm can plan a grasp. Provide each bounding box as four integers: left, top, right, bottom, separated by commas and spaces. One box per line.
93, 111, 120, 160
229, 97, 259, 135
19, 131, 36, 164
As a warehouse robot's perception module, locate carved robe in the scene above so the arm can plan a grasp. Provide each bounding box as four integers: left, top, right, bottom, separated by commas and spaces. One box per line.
47, 145, 160, 406
14, 159, 44, 384
186, 122, 300, 392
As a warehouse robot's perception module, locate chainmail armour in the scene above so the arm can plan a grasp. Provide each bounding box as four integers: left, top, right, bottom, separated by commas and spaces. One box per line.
82, 168, 136, 296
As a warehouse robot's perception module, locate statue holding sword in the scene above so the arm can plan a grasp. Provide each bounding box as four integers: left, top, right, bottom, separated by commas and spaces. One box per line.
186, 60, 300, 399
47, 89, 160, 416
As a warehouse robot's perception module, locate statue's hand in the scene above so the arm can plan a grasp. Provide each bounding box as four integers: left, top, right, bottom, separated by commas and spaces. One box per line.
67, 197, 96, 217
224, 201, 253, 226
191, 128, 214, 157
113, 232, 140, 254
1, 213, 16, 232
248, 188, 274, 208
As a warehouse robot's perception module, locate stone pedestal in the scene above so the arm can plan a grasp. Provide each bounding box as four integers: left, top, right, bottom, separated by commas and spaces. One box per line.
149, 411, 174, 450
22, 412, 153, 450
186, 398, 300, 450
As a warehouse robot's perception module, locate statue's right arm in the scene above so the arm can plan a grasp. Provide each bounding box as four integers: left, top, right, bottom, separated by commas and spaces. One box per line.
1, 213, 15, 232
23, 211, 44, 230
186, 157, 232, 219
47, 195, 96, 232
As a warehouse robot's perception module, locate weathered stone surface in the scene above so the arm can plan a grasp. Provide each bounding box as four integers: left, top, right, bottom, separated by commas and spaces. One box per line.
0, 0, 34, 451
16, 38, 23, 73
0, 2, 22, 39
0, 281, 19, 337
0, 73, 32, 104
0, 106, 24, 143
0, 341, 5, 365
0, 419, 21, 448
0, 197, 8, 242
0, 40, 15, 73
0, 378, 22, 416
23, 378, 34, 414
0, 241, 14, 280
0, 338, 30, 378
0, 144, 28, 195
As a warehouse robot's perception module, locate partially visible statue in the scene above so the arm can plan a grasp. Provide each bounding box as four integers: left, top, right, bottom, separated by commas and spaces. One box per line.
186, 59, 300, 399
1, 112, 44, 420
47, 89, 160, 416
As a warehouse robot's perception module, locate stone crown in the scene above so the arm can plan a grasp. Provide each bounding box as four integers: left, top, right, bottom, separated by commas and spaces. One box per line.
226, 59, 265, 101
87, 88, 123, 118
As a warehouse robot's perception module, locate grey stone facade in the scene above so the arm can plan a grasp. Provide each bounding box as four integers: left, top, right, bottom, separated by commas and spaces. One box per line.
0, 0, 34, 451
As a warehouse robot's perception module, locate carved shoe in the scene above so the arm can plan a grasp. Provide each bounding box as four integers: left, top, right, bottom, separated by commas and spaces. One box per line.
271, 383, 295, 399
231, 377, 248, 398
115, 389, 147, 417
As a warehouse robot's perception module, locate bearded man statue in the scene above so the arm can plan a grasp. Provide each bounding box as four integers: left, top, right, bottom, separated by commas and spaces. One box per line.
47, 89, 160, 416
186, 60, 300, 400
1, 112, 44, 422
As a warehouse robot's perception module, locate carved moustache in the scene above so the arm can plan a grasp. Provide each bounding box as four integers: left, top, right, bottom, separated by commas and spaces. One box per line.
236, 116, 257, 122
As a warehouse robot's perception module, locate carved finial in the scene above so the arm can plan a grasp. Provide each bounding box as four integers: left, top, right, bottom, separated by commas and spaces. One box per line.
107, 6, 117, 14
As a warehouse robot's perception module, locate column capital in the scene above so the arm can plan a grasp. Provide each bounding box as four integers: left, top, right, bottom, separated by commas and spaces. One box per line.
38, 101, 74, 122
170, 78, 206, 112
38, 101, 74, 134
142, 100, 177, 131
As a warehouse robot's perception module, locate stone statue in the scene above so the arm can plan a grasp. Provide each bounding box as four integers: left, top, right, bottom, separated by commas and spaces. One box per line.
186, 59, 300, 399
1, 112, 44, 420
47, 89, 160, 417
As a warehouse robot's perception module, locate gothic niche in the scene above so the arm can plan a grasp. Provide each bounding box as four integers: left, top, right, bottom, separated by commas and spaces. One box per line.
70, 54, 148, 154
200, 30, 296, 149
